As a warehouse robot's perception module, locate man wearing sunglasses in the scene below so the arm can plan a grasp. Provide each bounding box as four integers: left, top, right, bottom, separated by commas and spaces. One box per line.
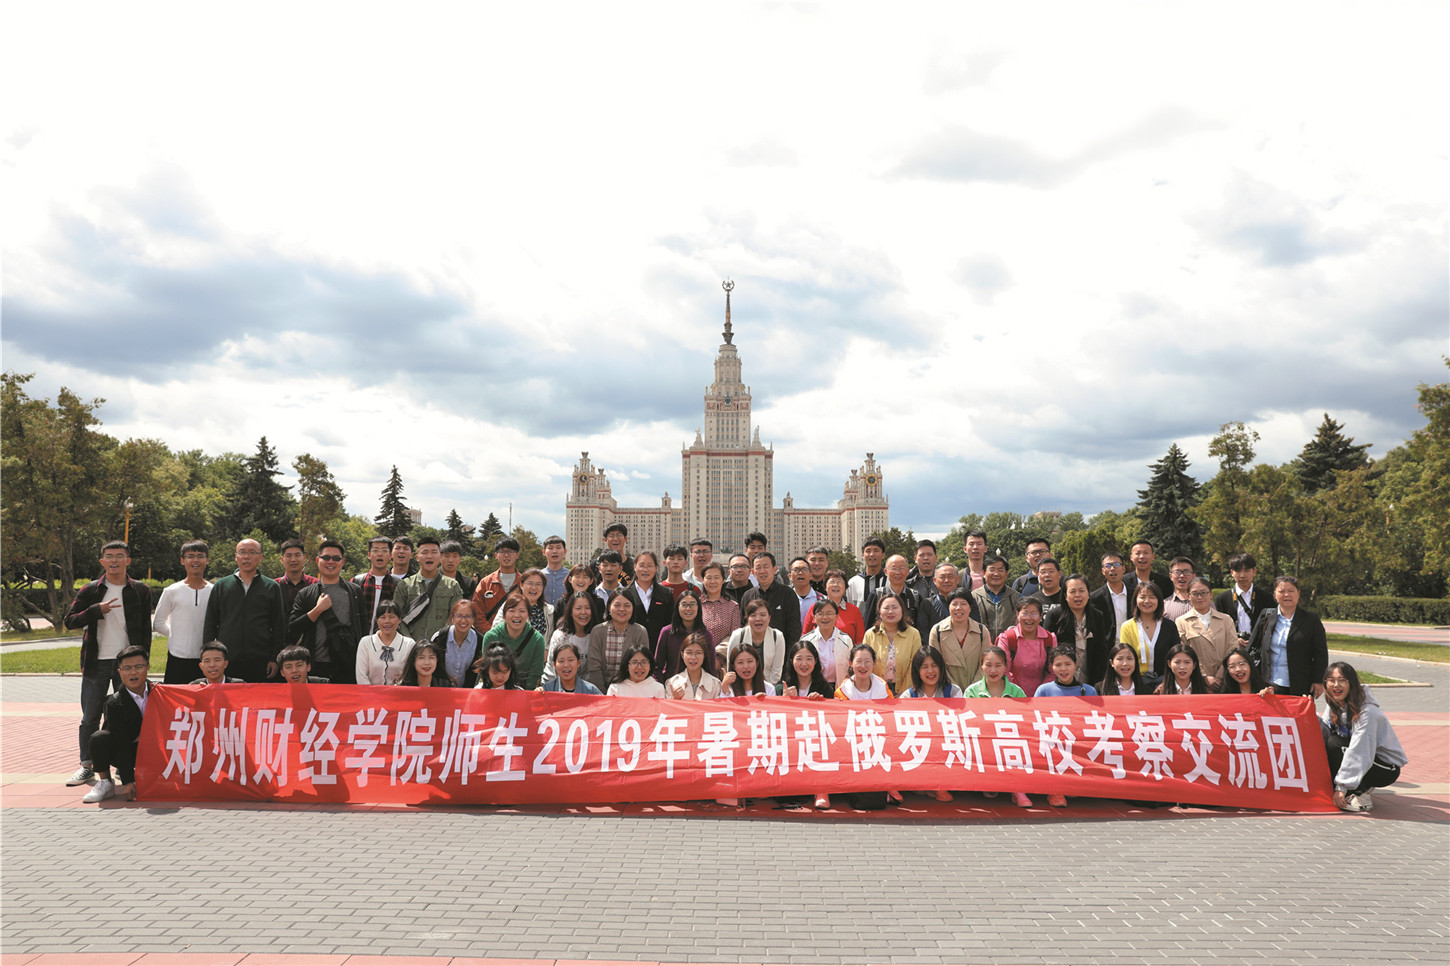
288, 539, 365, 684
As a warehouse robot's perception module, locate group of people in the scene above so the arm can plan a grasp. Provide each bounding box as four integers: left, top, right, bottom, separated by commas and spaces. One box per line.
63, 526, 1409, 812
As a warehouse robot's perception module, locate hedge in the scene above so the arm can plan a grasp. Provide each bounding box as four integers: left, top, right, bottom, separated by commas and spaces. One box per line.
1316, 596, 1450, 625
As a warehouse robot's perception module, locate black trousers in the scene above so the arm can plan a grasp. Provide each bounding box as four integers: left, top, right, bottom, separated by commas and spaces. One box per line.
231, 656, 273, 683
1324, 728, 1401, 796
89, 729, 137, 784
163, 655, 202, 685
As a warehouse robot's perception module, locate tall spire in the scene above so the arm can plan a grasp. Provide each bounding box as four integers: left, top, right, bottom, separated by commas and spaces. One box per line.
722, 278, 734, 344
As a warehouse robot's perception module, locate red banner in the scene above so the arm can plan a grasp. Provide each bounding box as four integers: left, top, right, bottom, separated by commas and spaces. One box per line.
135, 685, 1334, 810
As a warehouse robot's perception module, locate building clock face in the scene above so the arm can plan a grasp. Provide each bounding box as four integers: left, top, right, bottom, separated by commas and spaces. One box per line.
865, 474, 879, 486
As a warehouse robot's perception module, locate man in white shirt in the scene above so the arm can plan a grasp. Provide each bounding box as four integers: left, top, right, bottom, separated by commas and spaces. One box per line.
1089, 551, 1131, 635
846, 537, 887, 608
154, 540, 214, 684
787, 557, 820, 626
1214, 552, 1272, 642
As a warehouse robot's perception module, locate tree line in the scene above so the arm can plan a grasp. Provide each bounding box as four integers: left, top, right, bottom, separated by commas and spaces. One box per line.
3, 363, 1444, 626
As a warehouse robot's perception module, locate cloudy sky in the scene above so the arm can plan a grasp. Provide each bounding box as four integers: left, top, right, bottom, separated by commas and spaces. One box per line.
4, 2, 1446, 542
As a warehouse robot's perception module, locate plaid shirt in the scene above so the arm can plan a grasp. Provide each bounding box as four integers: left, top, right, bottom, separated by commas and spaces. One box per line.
604, 624, 630, 678
352, 572, 398, 632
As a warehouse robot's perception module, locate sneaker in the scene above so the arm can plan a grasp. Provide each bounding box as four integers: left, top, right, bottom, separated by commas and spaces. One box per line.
813, 795, 831, 810
82, 779, 115, 803
66, 766, 94, 786
1347, 791, 1374, 812
1012, 791, 1032, 808
1047, 794, 1068, 808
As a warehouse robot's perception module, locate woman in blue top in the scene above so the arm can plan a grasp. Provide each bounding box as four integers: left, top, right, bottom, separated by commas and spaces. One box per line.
538, 640, 602, 695
896, 644, 960, 803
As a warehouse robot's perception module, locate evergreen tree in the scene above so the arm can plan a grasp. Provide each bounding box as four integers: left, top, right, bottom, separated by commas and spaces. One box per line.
1135, 443, 1204, 564
1294, 413, 1370, 494
374, 466, 410, 537
477, 512, 504, 553
228, 436, 295, 544
293, 453, 346, 553
444, 509, 469, 547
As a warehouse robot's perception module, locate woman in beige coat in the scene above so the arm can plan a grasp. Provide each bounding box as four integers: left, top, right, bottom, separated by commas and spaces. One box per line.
926, 588, 990, 691
1175, 577, 1238, 689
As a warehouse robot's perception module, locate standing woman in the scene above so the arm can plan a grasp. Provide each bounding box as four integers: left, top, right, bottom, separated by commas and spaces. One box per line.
1118, 581, 1178, 689
723, 599, 785, 689
479, 595, 548, 690
698, 562, 742, 647
585, 590, 649, 693
996, 598, 1056, 696
493, 569, 554, 637
928, 588, 991, 692
543, 591, 599, 685
653, 587, 714, 681
862, 593, 921, 696
1174, 577, 1237, 689
798, 597, 851, 686
804, 569, 866, 647
1044, 574, 1112, 685
1321, 662, 1408, 812
430, 599, 483, 688
1248, 575, 1328, 698
1155, 642, 1210, 695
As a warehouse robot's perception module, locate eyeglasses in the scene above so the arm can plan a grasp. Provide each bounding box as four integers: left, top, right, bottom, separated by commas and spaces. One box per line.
1189, 590, 1212, 599
1101, 562, 1122, 570
1170, 569, 1193, 577
318, 555, 344, 562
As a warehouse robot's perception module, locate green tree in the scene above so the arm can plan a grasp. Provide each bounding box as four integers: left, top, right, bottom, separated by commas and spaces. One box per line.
510, 526, 546, 570
293, 453, 346, 554
1051, 527, 1123, 589
1399, 367, 1450, 580
374, 465, 410, 537
827, 548, 861, 577
1294, 413, 1370, 494
1194, 421, 1262, 577
443, 508, 473, 549
0, 374, 114, 623
476, 512, 505, 553
1135, 444, 1204, 565
227, 437, 295, 543
870, 527, 917, 561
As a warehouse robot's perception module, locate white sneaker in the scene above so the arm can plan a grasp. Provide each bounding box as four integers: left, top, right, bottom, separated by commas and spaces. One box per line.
1353, 790, 1374, 812
66, 766, 95, 786
82, 779, 115, 803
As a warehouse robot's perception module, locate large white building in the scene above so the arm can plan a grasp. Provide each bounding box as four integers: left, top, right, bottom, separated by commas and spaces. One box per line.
565, 284, 888, 564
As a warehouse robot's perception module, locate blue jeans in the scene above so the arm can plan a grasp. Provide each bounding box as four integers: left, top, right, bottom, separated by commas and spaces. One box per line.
79, 660, 119, 765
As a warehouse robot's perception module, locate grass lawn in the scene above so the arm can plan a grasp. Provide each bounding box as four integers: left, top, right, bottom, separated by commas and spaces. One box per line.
0, 638, 169, 675
0, 628, 78, 643
1326, 634, 1449, 664
1358, 670, 1405, 684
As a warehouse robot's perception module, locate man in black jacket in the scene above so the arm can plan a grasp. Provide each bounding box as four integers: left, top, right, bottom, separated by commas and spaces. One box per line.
1214, 552, 1274, 642
740, 552, 801, 649
289, 539, 364, 684
64, 540, 154, 788
82, 645, 152, 803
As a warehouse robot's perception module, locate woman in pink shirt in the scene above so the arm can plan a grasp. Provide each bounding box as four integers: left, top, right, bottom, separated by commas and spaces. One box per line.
996, 597, 1056, 695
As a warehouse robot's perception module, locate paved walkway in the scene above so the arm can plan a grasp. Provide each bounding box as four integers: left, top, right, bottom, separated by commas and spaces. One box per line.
1325, 621, 1450, 645
3, 656, 1447, 966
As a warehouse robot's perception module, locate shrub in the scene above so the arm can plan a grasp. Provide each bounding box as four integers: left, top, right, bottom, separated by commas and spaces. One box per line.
1316, 595, 1450, 625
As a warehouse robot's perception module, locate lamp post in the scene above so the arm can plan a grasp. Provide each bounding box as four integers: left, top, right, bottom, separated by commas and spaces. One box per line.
123, 500, 134, 545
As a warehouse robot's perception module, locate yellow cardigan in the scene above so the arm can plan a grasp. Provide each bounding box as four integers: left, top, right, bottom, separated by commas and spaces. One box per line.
862, 625, 922, 695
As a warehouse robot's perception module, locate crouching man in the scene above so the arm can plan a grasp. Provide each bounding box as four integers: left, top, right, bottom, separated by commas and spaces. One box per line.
82, 646, 152, 804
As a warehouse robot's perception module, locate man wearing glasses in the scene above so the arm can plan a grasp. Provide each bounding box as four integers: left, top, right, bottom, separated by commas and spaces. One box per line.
1011, 539, 1052, 595
63, 541, 154, 788
1090, 552, 1132, 635
723, 554, 755, 606
203, 538, 287, 683
288, 539, 365, 684
1163, 557, 1198, 622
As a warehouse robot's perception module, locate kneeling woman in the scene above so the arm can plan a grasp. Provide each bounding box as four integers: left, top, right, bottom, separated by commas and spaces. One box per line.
538, 641, 602, 695
1322, 661, 1408, 813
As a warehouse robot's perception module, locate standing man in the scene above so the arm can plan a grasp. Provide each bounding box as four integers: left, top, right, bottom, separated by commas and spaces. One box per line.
276, 538, 319, 620
395, 536, 464, 644
351, 535, 398, 634
390, 536, 415, 580
589, 550, 627, 606
684, 538, 715, 589
64, 541, 154, 788
971, 554, 1020, 643
289, 539, 365, 684
1215, 552, 1273, 642
918, 562, 980, 629
723, 554, 754, 605
540, 535, 570, 607
471, 536, 522, 627
741, 552, 802, 649
806, 546, 831, 594
960, 529, 989, 591
1090, 551, 1132, 636
1162, 557, 1197, 621
1011, 539, 1052, 596
153, 539, 213, 685
440, 540, 477, 599
906, 540, 939, 600
660, 545, 691, 599
863, 554, 921, 629
786, 557, 820, 629
590, 524, 634, 584
1025, 557, 1066, 623
203, 538, 287, 683
846, 537, 887, 608
1125, 540, 1173, 598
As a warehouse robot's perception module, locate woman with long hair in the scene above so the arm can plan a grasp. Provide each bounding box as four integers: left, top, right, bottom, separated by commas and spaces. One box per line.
1321, 662, 1408, 812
